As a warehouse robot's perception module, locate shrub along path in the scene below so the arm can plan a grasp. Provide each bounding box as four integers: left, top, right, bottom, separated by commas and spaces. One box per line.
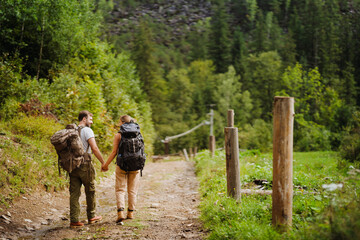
0, 159, 206, 239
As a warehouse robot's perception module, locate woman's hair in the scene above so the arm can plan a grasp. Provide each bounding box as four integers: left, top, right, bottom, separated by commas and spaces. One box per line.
120, 115, 134, 123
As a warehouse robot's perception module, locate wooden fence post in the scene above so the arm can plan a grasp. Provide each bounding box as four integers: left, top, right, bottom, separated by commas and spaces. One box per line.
225, 127, 241, 201
189, 148, 193, 159
164, 141, 169, 155
272, 96, 294, 231
209, 136, 215, 157
183, 148, 189, 161
227, 109, 234, 127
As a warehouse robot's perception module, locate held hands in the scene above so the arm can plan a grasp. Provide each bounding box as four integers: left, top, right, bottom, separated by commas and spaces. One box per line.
101, 163, 109, 172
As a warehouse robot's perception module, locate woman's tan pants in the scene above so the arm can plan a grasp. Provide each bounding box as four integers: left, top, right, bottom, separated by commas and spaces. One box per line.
115, 166, 140, 211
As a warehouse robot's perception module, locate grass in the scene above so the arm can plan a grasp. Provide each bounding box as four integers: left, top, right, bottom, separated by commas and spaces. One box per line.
0, 115, 67, 207
195, 150, 360, 239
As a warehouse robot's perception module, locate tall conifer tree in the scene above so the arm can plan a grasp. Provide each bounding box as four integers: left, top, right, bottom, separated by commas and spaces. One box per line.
231, 27, 247, 76
209, 0, 231, 73
131, 19, 169, 124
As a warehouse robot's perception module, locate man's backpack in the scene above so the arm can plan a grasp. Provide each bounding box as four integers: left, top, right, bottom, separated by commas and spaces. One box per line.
50, 124, 87, 174
116, 122, 146, 175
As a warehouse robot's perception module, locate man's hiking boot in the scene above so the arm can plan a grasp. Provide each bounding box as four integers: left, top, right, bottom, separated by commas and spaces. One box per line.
127, 209, 134, 219
70, 222, 84, 228
88, 216, 102, 224
116, 208, 126, 223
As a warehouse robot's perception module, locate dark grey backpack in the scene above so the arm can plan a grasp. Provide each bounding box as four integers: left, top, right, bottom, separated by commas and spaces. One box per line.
116, 122, 146, 175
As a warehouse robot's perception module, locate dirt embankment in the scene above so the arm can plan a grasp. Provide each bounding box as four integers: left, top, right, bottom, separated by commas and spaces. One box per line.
0, 160, 207, 239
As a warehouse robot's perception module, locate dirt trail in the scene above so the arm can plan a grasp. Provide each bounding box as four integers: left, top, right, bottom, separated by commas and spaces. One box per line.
0, 159, 206, 239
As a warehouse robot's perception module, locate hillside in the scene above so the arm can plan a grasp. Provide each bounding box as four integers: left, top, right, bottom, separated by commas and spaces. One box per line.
109, 0, 212, 40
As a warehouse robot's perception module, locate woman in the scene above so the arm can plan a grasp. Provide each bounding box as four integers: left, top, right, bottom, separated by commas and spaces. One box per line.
102, 115, 141, 223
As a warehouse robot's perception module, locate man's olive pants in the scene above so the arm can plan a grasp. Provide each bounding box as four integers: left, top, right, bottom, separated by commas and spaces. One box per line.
69, 163, 96, 223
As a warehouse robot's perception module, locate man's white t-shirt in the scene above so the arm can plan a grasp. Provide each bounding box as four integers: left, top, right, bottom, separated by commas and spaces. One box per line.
80, 127, 94, 153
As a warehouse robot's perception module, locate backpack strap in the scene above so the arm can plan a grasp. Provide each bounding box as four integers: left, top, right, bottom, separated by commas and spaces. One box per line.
78, 126, 90, 154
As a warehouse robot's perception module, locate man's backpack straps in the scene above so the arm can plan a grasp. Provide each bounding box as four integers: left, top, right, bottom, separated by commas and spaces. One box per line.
76, 125, 91, 181
77, 126, 90, 156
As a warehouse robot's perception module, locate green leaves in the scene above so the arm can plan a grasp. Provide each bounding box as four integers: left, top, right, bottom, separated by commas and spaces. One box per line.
0, 0, 102, 78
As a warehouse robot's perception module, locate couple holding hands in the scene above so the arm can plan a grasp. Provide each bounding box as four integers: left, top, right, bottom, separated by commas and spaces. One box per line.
69, 111, 142, 228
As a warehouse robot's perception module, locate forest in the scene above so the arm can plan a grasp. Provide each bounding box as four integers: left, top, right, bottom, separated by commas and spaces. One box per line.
1, 0, 360, 239
1, 0, 360, 159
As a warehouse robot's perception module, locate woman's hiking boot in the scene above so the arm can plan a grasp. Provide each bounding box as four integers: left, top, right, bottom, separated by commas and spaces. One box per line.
116, 208, 126, 223
88, 216, 102, 224
127, 209, 134, 219
70, 221, 84, 228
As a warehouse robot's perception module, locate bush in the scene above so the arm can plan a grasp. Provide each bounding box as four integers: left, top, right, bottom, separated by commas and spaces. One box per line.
9, 114, 62, 140
0, 98, 20, 120
294, 114, 332, 151
339, 111, 360, 162
0, 117, 66, 204
238, 119, 272, 152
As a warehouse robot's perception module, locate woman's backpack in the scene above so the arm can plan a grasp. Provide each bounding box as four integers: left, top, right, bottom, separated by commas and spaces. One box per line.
116, 122, 146, 175
50, 124, 86, 174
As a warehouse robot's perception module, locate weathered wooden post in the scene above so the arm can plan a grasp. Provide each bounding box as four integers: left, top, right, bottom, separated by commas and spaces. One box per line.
194, 147, 198, 157
225, 126, 241, 201
183, 148, 189, 161
209, 108, 215, 157
227, 109, 234, 127
209, 136, 215, 157
272, 96, 294, 231
164, 141, 169, 155
189, 148, 193, 159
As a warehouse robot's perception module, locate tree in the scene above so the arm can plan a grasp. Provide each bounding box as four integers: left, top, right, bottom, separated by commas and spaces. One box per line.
231, 27, 247, 76
252, 10, 266, 52
319, 0, 341, 82
187, 60, 217, 120
0, 0, 102, 78
188, 18, 211, 61
167, 68, 194, 117
208, 0, 231, 73
131, 19, 169, 124
214, 66, 253, 128
279, 30, 297, 67
243, 51, 282, 120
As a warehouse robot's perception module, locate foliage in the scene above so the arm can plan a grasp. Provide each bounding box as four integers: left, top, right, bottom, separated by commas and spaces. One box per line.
0, 56, 52, 120
238, 119, 272, 152
339, 111, 360, 162
131, 19, 169, 123
294, 115, 332, 152
47, 41, 155, 154
195, 150, 360, 239
209, 0, 231, 73
0, 117, 66, 205
279, 64, 346, 151
188, 18, 211, 61
243, 51, 282, 120
0, 0, 102, 78
2, 0, 360, 157
8, 114, 60, 140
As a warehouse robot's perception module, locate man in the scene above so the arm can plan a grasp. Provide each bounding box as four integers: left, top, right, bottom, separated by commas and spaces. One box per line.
69, 110, 105, 228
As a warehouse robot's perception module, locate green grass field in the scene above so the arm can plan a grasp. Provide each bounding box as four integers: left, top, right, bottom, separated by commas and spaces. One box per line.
195, 150, 360, 239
